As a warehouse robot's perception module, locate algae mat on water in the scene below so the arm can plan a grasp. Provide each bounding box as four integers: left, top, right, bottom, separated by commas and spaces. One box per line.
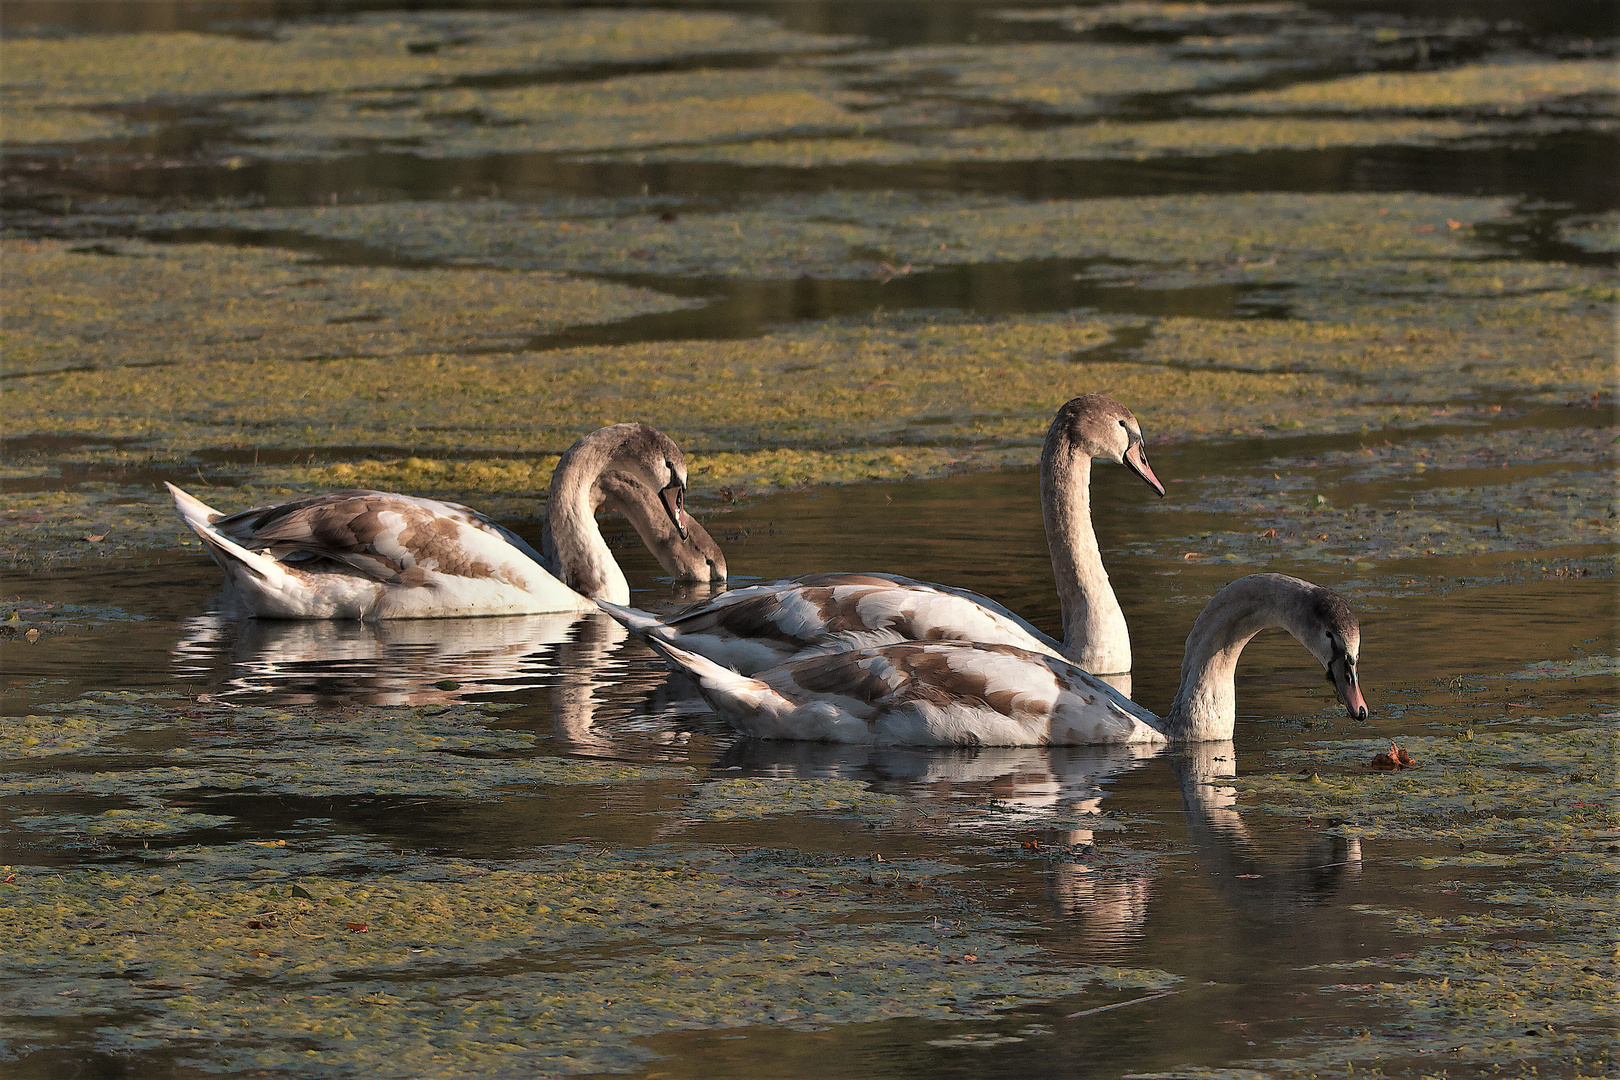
584, 115, 1563, 167
0, 689, 1179, 1077
0, 238, 695, 376
134, 190, 1512, 280
1197, 694, 1619, 1078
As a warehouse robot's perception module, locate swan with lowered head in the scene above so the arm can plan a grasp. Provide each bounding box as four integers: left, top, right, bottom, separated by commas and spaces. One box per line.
167, 423, 723, 619
603, 394, 1163, 693
603, 573, 1367, 746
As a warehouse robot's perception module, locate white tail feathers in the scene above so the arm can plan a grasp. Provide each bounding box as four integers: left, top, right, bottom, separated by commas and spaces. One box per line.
596, 599, 771, 709
592, 599, 676, 643
164, 481, 221, 530
164, 482, 286, 586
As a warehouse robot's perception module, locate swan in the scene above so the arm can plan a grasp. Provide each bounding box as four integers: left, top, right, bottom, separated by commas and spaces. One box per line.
166, 423, 723, 619
601, 573, 1368, 746
603, 394, 1163, 693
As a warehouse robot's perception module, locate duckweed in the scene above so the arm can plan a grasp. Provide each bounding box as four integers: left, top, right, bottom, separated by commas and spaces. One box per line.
682, 777, 902, 821
1, 11, 857, 112
0, 844, 1178, 1076
823, 42, 1282, 115
1, 691, 688, 801
2, 238, 695, 376
1235, 724, 1615, 848
225, 67, 874, 159
1202, 59, 1619, 115
585, 116, 1542, 167
137, 190, 1508, 280
0, 106, 142, 146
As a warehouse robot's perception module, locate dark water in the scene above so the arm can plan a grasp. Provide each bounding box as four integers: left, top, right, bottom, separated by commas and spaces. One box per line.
2, 1, 1617, 1077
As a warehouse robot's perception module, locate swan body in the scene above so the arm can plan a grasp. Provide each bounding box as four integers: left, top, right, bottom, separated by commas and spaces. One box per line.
604, 395, 1163, 691
604, 573, 1368, 746
168, 423, 719, 619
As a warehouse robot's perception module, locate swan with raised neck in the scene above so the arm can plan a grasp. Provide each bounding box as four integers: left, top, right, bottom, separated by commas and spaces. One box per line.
599, 394, 1163, 691
1041, 393, 1163, 692
600, 573, 1367, 746
166, 423, 713, 619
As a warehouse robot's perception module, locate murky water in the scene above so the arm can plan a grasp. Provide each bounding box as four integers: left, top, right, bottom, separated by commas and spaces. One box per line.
2, 1, 1616, 1077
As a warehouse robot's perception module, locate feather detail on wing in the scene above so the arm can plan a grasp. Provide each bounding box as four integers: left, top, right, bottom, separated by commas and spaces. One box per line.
212, 491, 542, 587
656, 574, 1065, 672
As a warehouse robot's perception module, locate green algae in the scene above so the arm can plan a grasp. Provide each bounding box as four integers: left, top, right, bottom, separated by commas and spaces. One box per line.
14, 804, 237, 837
1203, 59, 1619, 116
1507, 654, 1620, 680
137, 190, 1509, 281
1, 11, 857, 112
1163, 705, 1619, 1079
997, 3, 1307, 35
0, 106, 142, 146
1275, 887, 1619, 1078
1, 238, 695, 376
7, 192, 1609, 568
681, 777, 902, 821
585, 116, 1544, 167
1, 691, 689, 801
1559, 211, 1620, 255
1142, 426, 1619, 569
824, 42, 1281, 116
1234, 723, 1616, 847
0, 844, 1179, 1076
225, 67, 875, 160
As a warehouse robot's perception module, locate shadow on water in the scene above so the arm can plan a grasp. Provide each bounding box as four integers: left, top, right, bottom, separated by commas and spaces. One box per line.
9, 134, 1619, 213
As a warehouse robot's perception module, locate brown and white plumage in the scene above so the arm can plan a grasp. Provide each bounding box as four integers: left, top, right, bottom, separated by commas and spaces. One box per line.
604, 573, 1369, 746
602, 394, 1163, 691
167, 423, 722, 619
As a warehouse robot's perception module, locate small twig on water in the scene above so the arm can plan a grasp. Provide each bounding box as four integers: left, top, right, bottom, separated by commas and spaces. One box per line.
1067, 989, 1181, 1019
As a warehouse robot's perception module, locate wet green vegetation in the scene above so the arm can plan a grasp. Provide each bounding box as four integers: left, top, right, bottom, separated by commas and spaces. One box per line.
5, 189, 1612, 568
587, 116, 1546, 167
0, 11, 855, 135
222, 67, 875, 160
0, 690, 1180, 1077
3, 4, 1616, 1076
1138, 423, 1619, 572
2, 238, 695, 376
1217, 674, 1618, 1079
134, 190, 1509, 279
1203, 59, 1618, 116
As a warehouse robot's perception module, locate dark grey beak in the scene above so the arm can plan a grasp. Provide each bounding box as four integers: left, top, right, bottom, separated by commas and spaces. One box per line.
1124, 441, 1166, 497
1328, 654, 1369, 720
659, 480, 689, 541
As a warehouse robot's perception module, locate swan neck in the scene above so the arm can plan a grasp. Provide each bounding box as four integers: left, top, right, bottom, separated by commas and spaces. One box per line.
541, 444, 629, 604
1042, 438, 1129, 675
1165, 583, 1313, 741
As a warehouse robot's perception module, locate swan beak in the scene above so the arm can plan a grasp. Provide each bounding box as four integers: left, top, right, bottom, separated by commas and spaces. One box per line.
1124, 442, 1166, 497
659, 480, 689, 541
1330, 656, 1369, 720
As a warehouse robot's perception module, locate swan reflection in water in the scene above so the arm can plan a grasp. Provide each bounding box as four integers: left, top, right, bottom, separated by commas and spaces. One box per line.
174, 610, 1361, 951
171, 606, 714, 760
173, 610, 586, 706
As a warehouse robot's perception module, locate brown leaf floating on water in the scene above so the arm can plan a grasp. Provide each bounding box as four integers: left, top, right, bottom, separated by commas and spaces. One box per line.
1371, 740, 1417, 770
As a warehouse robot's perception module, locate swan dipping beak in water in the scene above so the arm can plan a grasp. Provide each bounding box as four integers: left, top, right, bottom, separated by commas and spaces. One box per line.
603, 572, 1369, 746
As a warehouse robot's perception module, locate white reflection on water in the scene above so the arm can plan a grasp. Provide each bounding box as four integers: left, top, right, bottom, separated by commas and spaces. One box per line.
172, 609, 589, 705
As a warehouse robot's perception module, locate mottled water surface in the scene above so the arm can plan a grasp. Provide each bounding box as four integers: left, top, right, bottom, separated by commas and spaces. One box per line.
1, 1, 1615, 1078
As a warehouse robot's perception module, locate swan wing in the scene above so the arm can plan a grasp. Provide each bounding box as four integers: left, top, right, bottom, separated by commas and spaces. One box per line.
213, 490, 546, 586
658, 574, 1065, 674
757, 643, 1165, 747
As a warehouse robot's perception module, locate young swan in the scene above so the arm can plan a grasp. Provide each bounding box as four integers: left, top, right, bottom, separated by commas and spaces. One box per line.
601, 394, 1163, 693
602, 573, 1367, 746
167, 423, 714, 619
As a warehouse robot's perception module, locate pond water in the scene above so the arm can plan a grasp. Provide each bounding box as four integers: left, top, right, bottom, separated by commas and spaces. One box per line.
1, 1, 1615, 1078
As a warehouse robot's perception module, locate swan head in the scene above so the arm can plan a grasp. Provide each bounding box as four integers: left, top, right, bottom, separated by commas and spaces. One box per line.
583, 423, 691, 540
1050, 394, 1165, 496
1303, 586, 1368, 721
